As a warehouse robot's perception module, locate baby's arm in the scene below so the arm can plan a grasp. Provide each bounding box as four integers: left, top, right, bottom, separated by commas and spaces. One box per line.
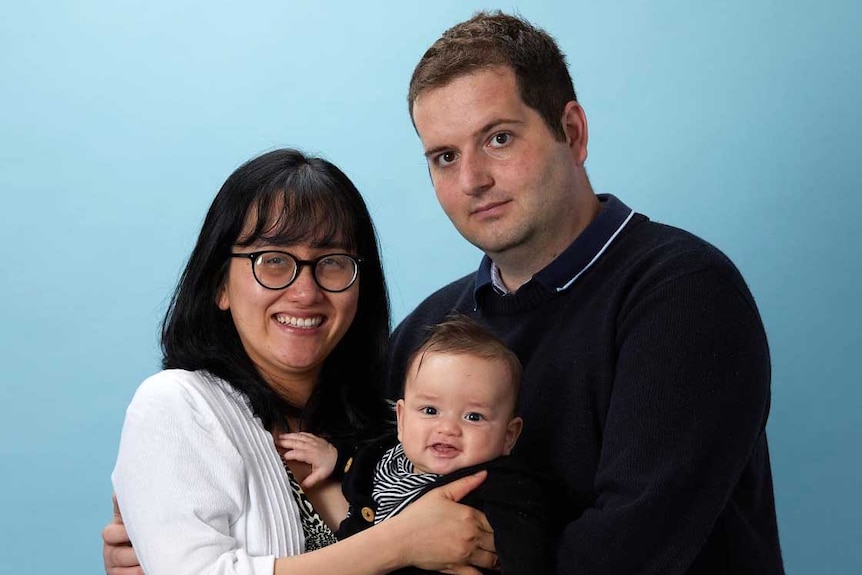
276, 432, 339, 488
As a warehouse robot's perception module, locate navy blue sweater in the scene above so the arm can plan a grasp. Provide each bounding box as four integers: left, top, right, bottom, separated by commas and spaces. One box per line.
384, 196, 783, 574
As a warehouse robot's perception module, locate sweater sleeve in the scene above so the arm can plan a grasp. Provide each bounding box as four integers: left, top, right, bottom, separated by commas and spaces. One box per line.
112, 372, 276, 575
475, 462, 551, 575
558, 266, 772, 574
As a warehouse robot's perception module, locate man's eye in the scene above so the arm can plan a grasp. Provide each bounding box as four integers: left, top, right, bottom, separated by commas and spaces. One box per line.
490, 132, 511, 147
434, 151, 456, 167
421, 406, 438, 415
465, 412, 484, 422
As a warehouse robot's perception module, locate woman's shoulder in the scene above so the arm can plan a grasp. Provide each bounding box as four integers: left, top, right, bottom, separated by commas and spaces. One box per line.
134, 368, 216, 399
128, 369, 242, 419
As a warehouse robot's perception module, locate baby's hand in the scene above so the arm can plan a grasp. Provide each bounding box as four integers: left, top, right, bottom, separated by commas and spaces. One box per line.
276, 432, 338, 488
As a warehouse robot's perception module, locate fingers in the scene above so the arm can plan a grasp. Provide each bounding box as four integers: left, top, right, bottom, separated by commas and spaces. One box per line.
277, 433, 327, 464
103, 523, 142, 575
476, 509, 493, 538
277, 433, 338, 481
442, 566, 483, 575
102, 522, 130, 546
280, 448, 314, 465
300, 468, 325, 488
469, 547, 499, 570
394, 485, 497, 573
276, 432, 328, 449
104, 497, 143, 575
433, 470, 487, 503
112, 493, 123, 522
106, 567, 145, 575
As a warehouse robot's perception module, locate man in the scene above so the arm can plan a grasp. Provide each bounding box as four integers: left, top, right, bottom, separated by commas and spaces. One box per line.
385, 11, 783, 574
104, 11, 783, 574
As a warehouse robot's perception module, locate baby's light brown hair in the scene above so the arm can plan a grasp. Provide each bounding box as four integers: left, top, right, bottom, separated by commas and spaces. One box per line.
405, 314, 523, 412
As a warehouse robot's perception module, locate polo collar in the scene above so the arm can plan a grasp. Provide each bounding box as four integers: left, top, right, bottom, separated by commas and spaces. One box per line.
474, 194, 635, 304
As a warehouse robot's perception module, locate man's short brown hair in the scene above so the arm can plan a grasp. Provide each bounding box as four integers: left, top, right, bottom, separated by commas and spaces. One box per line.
408, 11, 577, 141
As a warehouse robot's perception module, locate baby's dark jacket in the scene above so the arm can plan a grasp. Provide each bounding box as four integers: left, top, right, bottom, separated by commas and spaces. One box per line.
337, 433, 553, 575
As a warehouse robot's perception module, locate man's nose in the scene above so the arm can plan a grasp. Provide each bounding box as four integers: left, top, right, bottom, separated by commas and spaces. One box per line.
459, 152, 493, 196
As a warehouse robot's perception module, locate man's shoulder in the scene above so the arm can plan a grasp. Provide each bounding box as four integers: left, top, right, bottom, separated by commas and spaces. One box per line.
617, 217, 743, 280
395, 271, 476, 334
415, 271, 477, 311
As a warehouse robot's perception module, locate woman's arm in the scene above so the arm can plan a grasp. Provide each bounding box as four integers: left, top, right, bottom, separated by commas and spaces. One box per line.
103, 473, 496, 575
273, 471, 496, 575
112, 373, 302, 575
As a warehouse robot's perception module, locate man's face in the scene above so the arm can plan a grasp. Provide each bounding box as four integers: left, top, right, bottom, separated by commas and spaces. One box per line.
412, 66, 589, 276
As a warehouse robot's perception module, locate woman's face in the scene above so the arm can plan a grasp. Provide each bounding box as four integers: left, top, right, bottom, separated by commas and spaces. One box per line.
217, 242, 360, 403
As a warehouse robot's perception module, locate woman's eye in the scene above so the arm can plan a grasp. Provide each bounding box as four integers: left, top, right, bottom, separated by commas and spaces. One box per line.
465, 412, 484, 422
318, 257, 344, 269
421, 406, 438, 416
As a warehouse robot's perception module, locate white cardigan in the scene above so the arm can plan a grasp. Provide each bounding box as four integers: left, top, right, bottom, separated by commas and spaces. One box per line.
112, 369, 304, 575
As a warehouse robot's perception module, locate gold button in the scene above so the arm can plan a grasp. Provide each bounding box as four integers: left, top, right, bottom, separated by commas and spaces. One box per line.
361, 506, 375, 523
344, 457, 353, 473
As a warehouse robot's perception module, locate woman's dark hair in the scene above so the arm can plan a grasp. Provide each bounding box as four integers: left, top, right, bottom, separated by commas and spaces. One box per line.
161, 148, 391, 441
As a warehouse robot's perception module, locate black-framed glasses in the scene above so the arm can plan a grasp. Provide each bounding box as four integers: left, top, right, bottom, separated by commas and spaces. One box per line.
229, 251, 362, 293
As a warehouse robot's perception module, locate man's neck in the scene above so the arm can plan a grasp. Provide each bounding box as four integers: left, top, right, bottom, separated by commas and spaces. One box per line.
493, 193, 601, 293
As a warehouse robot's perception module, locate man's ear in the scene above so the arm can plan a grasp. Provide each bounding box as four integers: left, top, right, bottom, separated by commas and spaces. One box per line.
560, 100, 589, 165
395, 399, 406, 442
503, 416, 524, 455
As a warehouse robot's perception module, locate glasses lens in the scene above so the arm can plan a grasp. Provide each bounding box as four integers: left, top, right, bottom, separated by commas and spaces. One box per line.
315, 255, 358, 291
254, 252, 298, 289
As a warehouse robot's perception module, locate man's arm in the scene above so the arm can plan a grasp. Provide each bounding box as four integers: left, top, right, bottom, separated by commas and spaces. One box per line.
557, 266, 777, 573
102, 495, 143, 575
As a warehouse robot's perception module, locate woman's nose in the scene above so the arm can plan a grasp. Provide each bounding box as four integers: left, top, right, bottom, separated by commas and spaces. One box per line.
283, 266, 322, 303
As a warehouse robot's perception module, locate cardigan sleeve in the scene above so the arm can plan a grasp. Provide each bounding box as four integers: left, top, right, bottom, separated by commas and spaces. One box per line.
557, 265, 773, 574
112, 372, 277, 575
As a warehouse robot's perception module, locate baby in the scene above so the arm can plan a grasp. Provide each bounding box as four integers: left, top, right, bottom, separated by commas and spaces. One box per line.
279, 315, 550, 574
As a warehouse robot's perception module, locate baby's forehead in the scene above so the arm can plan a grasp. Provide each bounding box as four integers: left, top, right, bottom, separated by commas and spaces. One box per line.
404, 350, 517, 396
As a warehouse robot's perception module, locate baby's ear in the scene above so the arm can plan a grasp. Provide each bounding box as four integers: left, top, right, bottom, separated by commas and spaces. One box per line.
503, 416, 523, 455
395, 399, 406, 442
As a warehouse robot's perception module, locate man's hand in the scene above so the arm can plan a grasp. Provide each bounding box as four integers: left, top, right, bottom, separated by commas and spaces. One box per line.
102, 495, 143, 575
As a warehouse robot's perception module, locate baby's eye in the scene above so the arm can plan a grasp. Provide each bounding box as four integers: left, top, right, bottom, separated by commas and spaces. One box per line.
421, 406, 438, 416
465, 412, 485, 422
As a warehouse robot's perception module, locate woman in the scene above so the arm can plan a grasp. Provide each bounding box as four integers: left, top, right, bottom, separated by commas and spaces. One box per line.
111, 149, 494, 575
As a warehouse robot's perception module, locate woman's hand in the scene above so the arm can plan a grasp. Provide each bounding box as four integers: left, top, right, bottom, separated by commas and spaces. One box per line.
389, 471, 498, 574
102, 495, 143, 575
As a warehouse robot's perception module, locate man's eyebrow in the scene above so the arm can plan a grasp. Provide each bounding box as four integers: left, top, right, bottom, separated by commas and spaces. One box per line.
423, 118, 523, 159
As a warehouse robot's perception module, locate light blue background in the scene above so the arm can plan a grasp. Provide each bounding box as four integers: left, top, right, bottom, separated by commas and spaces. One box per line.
0, 1, 859, 573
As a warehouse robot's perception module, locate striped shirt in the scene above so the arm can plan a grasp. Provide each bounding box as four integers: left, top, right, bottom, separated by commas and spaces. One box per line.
370, 443, 439, 523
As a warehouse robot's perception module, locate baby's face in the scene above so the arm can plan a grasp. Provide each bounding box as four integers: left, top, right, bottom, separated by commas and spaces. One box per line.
396, 351, 522, 475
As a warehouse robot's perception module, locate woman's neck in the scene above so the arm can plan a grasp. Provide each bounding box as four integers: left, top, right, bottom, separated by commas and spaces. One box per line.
261, 368, 318, 411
